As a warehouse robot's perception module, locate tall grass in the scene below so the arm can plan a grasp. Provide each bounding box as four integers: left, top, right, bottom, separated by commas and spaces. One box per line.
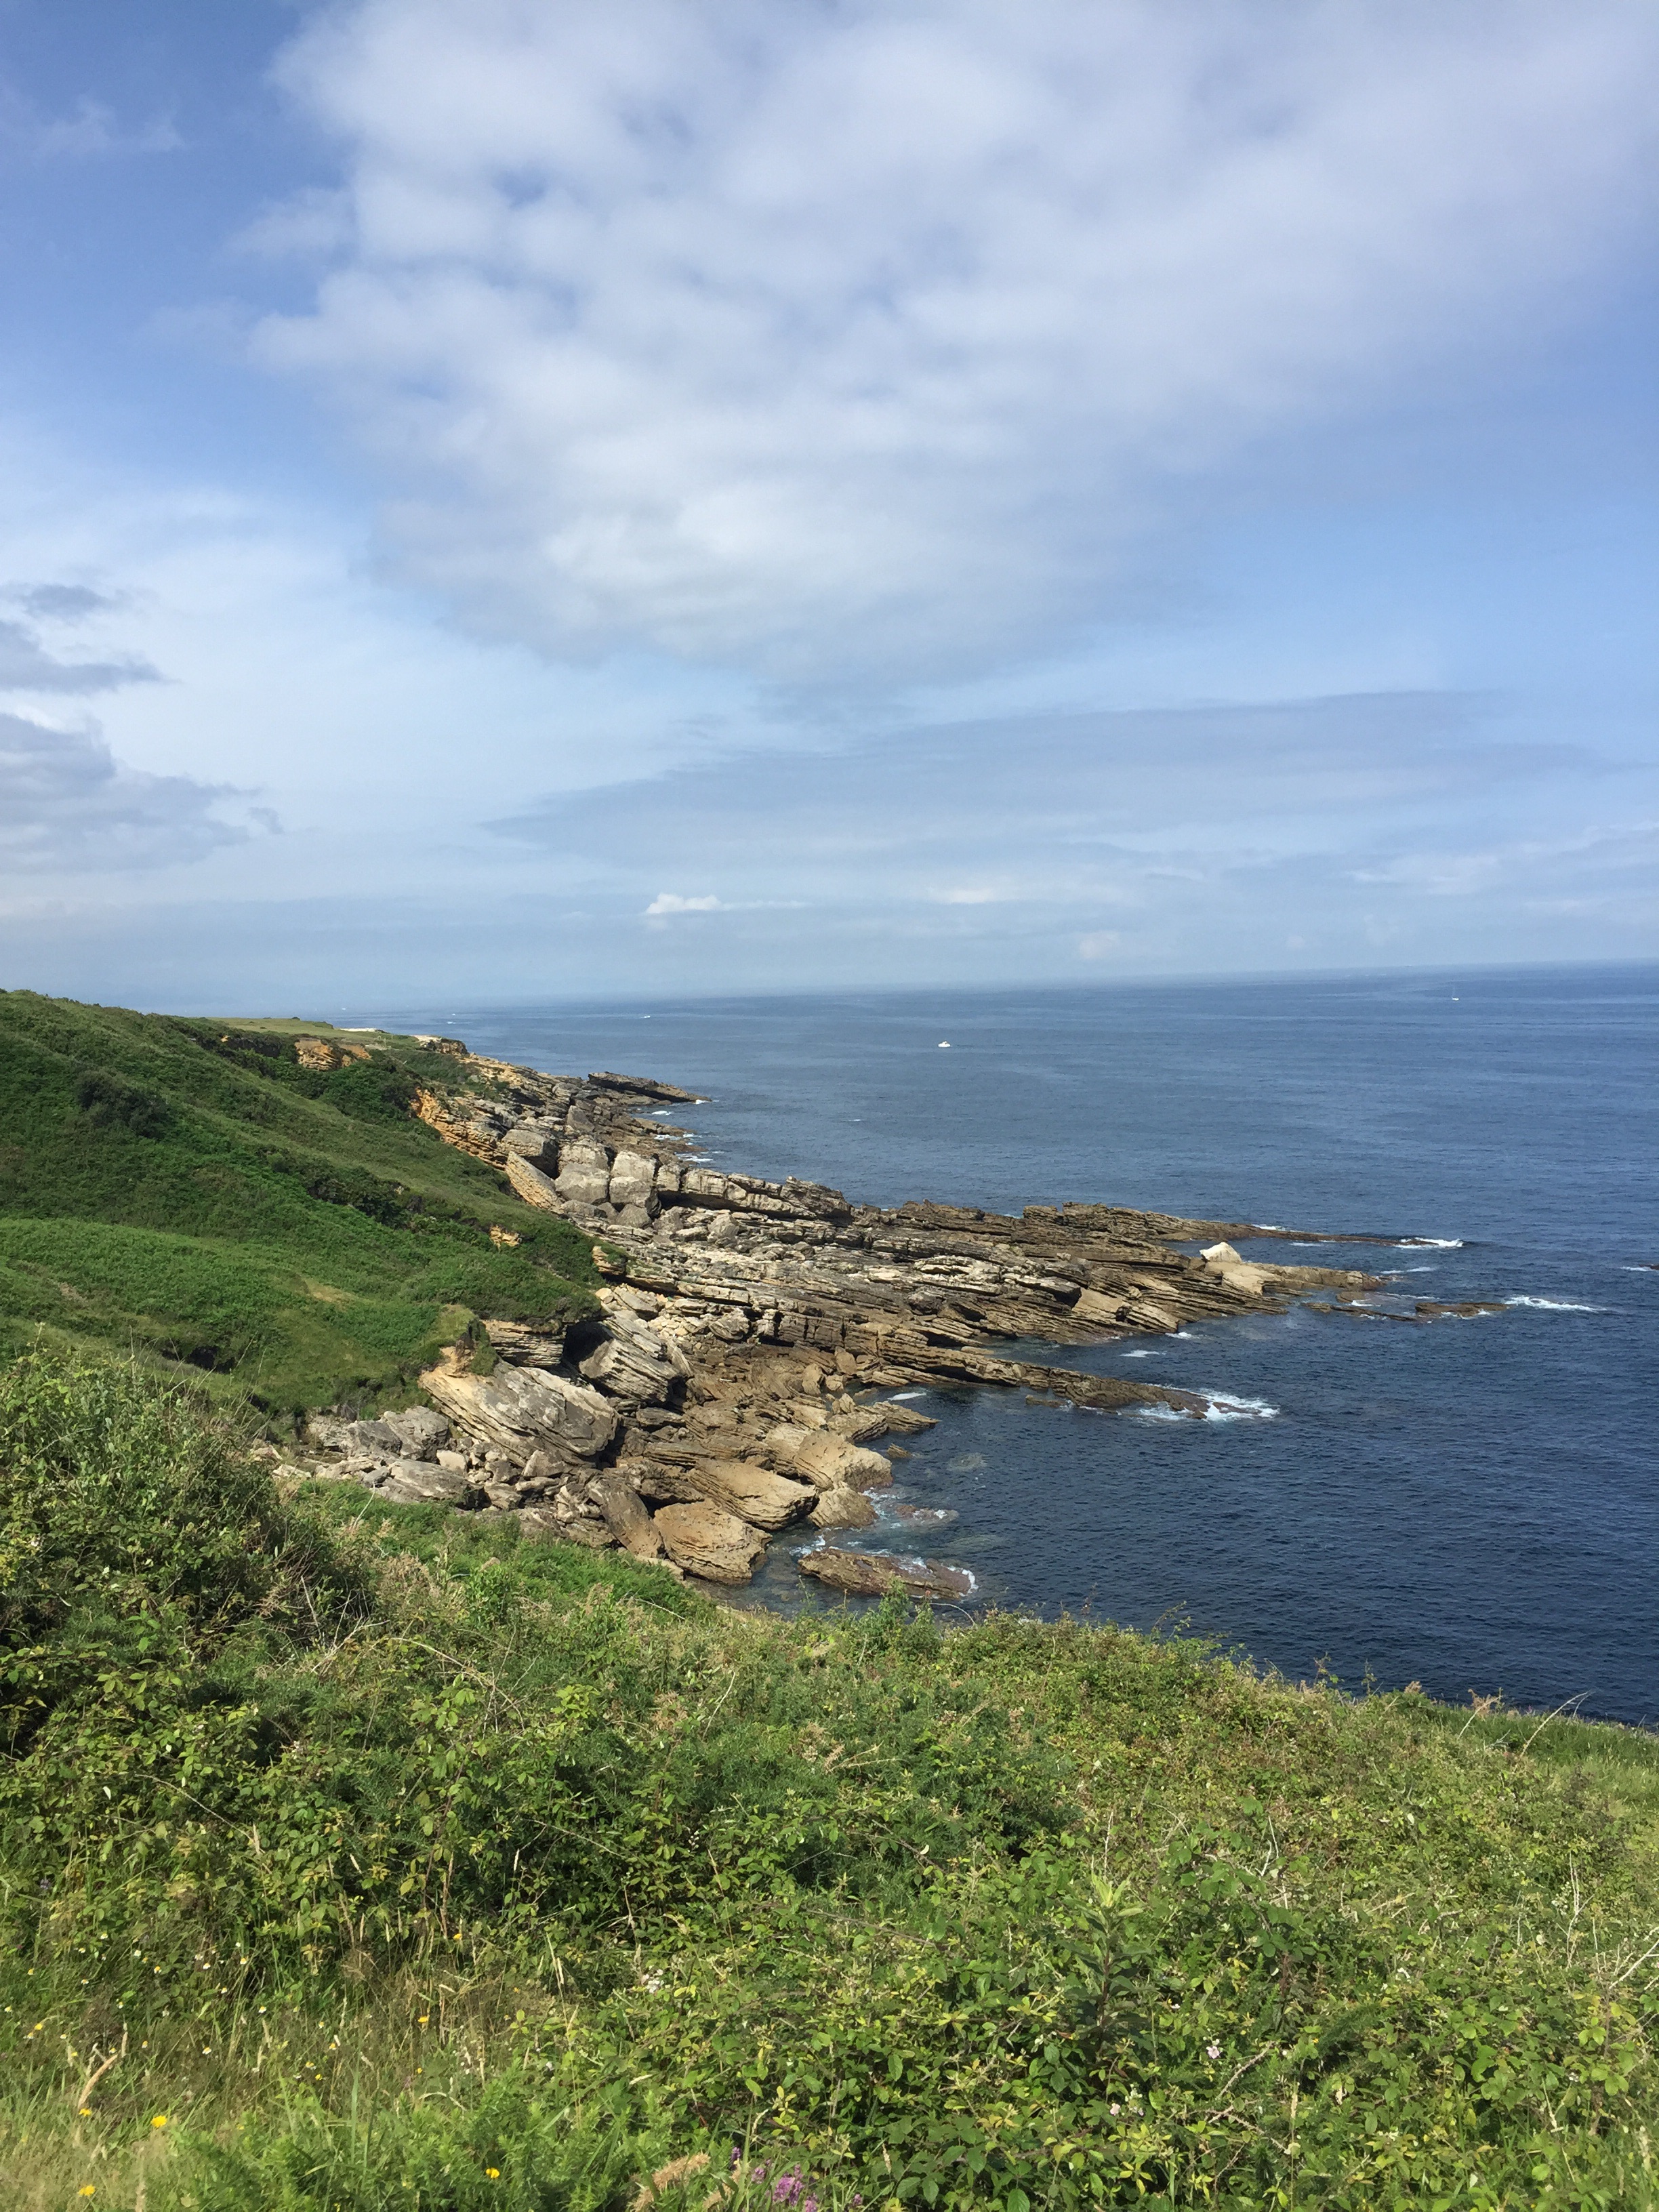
1, 1350, 1655, 2209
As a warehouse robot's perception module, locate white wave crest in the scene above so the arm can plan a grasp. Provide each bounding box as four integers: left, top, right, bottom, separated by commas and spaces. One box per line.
1200, 1392, 1282, 1421
1137, 1391, 1280, 1423
1504, 1296, 1603, 1312
1399, 1237, 1464, 1248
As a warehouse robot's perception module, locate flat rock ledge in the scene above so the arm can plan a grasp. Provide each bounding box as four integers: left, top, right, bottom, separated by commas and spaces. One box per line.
267, 1050, 1411, 1596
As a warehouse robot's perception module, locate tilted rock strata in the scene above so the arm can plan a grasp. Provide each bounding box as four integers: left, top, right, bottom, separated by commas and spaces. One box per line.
285, 1052, 1391, 1595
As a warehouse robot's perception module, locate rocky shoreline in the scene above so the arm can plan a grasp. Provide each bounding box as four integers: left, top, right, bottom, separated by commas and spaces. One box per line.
270, 1040, 1404, 1597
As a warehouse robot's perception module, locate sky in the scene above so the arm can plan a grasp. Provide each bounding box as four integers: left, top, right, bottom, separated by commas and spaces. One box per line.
0, 0, 1655, 1011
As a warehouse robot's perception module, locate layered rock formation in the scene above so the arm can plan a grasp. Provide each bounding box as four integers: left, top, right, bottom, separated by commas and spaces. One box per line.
287, 1048, 1393, 1599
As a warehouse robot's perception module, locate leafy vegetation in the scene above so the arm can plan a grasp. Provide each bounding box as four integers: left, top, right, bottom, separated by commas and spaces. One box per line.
0, 991, 596, 1415
1, 1351, 1655, 2209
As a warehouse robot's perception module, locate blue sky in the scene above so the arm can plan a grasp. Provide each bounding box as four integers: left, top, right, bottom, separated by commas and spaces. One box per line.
1, 0, 1654, 1008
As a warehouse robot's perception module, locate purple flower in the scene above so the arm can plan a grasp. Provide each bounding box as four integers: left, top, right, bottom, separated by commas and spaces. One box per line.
773, 2171, 802, 2205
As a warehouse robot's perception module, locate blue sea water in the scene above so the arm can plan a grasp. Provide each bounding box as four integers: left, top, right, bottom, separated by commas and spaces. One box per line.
374, 966, 1658, 1726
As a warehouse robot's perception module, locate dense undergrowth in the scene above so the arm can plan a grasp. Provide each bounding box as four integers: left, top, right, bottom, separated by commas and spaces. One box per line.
0, 992, 595, 1413
1, 1352, 1656, 2209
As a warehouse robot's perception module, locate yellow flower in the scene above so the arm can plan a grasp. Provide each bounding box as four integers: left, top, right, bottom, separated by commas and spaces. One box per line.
151, 2114, 169, 2129
486, 2170, 501, 2180
79, 2190, 96, 2200
78, 2106, 92, 2118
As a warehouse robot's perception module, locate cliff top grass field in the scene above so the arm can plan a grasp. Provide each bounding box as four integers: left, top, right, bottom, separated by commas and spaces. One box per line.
0, 989, 597, 1416
1, 1351, 1656, 2211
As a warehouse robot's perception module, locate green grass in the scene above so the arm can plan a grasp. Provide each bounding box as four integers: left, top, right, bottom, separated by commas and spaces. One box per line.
0, 990, 596, 1416
1, 1350, 1655, 2211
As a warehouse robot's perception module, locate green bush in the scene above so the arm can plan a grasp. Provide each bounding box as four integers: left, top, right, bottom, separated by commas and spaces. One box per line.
0, 1349, 1654, 2211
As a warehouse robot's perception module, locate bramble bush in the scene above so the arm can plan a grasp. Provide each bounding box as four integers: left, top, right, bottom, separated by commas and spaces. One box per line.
0, 1351, 1655, 2209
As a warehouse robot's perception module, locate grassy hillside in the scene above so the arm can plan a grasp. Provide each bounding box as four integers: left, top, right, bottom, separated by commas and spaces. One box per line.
0, 991, 596, 1416
1, 1351, 1655, 2210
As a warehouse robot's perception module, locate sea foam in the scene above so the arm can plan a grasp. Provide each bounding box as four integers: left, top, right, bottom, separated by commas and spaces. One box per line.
1504, 1297, 1602, 1313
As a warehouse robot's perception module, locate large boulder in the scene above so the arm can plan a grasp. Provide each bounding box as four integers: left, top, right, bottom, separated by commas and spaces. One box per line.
577, 1317, 687, 1406
502, 1126, 558, 1168
554, 1139, 613, 1206
790, 1433, 894, 1492
589, 1472, 664, 1557
808, 1486, 877, 1530
382, 1406, 450, 1460
1197, 1242, 1270, 1298
607, 1150, 658, 1210
315, 1416, 403, 1458
653, 1502, 768, 1583
505, 1153, 562, 1210
483, 1319, 567, 1368
378, 1460, 483, 1508
683, 1456, 816, 1531
419, 1355, 619, 1467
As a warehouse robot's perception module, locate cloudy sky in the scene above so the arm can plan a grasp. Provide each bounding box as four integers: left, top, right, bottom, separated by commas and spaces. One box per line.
1, 0, 1655, 1009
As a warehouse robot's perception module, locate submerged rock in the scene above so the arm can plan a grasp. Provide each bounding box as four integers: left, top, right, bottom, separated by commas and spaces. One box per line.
797, 1550, 972, 1601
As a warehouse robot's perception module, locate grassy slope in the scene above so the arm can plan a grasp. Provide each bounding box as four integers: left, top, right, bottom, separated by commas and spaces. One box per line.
0, 990, 596, 1416
1, 1355, 1655, 2212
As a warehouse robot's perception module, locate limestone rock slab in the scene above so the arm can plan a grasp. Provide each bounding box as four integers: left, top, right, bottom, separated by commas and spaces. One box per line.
790, 1433, 894, 1492
683, 1456, 816, 1530
419, 1356, 619, 1466
653, 1502, 767, 1583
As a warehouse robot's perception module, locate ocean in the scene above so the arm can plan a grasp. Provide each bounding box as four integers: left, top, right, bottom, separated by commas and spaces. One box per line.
372, 964, 1658, 1726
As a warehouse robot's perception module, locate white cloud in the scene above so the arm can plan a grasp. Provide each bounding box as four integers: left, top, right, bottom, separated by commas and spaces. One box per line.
256, 0, 1659, 684
1078, 931, 1122, 959
644, 891, 726, 915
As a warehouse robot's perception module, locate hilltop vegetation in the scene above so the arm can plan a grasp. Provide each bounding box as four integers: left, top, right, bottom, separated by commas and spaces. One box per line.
1, 1351, 1656, 2210
0, 991, 596, 1416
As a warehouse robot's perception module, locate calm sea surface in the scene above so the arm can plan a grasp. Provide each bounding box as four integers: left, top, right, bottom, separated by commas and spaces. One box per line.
371, 966, 1658, 1725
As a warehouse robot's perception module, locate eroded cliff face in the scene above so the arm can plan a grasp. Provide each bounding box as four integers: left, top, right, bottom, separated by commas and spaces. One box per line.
283, 1048, 1386, 1595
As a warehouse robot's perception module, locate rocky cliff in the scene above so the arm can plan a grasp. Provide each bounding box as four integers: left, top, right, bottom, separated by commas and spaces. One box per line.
281, 1044, 1389, 1595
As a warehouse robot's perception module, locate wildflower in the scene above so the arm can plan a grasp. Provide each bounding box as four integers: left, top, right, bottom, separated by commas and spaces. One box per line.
773, 2170, 803, 2205
1206, 2042, 1221, 2062
151, 2114, 169, 2129
79, 2190, 96, 2199
79, 2107, 93, 2118
486, 2170, 500, 2180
